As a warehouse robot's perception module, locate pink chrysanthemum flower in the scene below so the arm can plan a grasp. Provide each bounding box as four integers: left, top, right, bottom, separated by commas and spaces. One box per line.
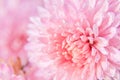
27, 0, 120, 80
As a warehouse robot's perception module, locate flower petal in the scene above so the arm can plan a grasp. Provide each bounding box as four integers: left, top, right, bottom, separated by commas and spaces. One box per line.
109, 35, 120, 49
37, 7, 51, 18
95, 37, 109, 47
108, 47, 120, 64
88, 0, 96, 8
96, 64, 103, 79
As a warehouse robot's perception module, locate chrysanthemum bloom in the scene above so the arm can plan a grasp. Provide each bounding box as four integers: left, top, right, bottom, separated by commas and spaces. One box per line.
27, 0, 120, 80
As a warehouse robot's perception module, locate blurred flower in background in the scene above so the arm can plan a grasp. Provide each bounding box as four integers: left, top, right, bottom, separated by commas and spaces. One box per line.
0, 61, 25, 80
0, 0, 42, 60
0, 0, 43, 79
27, 0, 120, 80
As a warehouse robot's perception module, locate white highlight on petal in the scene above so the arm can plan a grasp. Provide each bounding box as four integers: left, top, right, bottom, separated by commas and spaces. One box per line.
106, 12, 115, 27
93, 13, 103, 28
88, 0, 96, 8
95, 37, 108, 55
96, 37, 108, 47
91, 47, 96, 56
30, 17, 41, 26
109, 47, 120, 63
37, 7, 51, 18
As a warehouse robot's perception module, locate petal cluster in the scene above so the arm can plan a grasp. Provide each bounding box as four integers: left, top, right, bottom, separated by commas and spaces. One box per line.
27, 0, 120, 80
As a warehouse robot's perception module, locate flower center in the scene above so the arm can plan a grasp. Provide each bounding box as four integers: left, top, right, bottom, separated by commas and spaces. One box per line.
59, 28, 95, 65
55, 26, 108, 67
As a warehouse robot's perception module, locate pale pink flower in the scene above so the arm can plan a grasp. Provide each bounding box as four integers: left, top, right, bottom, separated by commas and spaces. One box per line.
27, 0, 120, 80
0, 0, 42, 60
0, 0, 43, 79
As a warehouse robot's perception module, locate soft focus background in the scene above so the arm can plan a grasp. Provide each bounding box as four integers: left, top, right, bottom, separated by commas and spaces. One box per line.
0, 0, 42, 60
0, 0, 42, 79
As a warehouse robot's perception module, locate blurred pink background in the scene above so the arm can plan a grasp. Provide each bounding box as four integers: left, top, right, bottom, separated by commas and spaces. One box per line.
0, 0, 42, 61
0, 0, 42, 79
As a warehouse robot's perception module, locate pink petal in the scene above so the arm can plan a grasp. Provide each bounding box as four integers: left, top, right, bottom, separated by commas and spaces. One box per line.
109, 35, 120, 49
96, 64, 103, 79
88, 0, 96, 8
108, 47, 120, 64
